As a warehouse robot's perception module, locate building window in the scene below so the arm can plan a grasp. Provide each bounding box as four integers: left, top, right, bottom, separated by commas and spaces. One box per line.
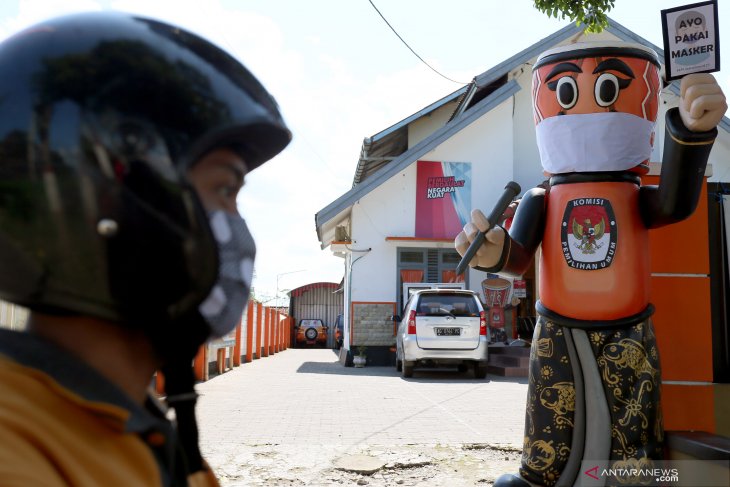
442, 270, 464, 283
400, 269, 424, 283
441, 252, 461, 265
397, 247, 463, 310
400, 250, 425, 264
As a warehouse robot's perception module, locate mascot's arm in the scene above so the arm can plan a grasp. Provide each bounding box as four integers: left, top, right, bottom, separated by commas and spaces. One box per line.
639, 107, 716, 228
475, 186, 547, 277
640, 74, 726, 229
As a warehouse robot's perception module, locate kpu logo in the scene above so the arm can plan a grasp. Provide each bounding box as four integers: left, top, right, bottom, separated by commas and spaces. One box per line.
560, 198, 617, 271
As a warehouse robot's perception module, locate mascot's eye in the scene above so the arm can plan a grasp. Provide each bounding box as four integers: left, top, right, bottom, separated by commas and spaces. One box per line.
594, 73, 631, 107
555, 76, 578, 109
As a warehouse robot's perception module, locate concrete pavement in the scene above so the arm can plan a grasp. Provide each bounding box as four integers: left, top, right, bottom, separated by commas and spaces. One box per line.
196, 348, 529, 486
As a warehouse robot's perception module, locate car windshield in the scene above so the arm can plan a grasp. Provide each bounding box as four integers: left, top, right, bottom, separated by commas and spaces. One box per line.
300, 320, 323, 327
416, 295, 479, 317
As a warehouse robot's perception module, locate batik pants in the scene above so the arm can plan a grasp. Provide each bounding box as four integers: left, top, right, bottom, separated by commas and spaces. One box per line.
518, 316, 664, 486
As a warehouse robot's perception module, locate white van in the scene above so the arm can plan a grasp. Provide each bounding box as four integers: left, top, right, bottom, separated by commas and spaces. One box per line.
395, 289, 488, 379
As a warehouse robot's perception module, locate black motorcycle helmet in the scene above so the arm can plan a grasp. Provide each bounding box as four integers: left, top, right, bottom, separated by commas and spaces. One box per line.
0, 12, 291, 357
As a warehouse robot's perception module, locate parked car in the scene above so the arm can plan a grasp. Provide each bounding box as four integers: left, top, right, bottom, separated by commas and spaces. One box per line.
395, 289, 488, 378
295, 319, 328, 347
334, 313, 344, 349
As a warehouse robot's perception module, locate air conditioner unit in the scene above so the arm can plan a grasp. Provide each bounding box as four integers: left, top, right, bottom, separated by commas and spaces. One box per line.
335, 225, 350, 242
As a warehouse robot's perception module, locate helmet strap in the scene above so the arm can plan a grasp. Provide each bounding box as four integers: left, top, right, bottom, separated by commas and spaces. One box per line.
162, 360, 204, 473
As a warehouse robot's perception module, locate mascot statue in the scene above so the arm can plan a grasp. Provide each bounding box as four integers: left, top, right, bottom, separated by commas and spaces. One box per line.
455, 41, 727, 487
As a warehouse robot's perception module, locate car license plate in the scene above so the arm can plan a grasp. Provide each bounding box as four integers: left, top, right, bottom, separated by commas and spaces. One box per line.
435, 327, 461, 336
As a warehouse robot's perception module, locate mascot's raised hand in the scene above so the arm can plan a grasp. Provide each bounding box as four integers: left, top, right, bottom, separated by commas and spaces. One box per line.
679, 73, 727, 132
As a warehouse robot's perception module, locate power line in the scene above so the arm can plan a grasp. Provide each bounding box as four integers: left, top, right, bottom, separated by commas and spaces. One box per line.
367, 0, 469, 85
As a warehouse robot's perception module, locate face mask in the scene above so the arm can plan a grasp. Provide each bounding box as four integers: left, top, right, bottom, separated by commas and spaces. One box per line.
198, 210, 256, 337
535, 112, 655, 174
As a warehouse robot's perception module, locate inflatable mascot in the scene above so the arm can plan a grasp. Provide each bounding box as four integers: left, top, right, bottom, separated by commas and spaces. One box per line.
455, 41, 727, 487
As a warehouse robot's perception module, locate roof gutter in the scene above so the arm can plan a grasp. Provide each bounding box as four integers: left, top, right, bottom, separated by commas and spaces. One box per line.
449, 82, 478, 122
353, 137, 372, 187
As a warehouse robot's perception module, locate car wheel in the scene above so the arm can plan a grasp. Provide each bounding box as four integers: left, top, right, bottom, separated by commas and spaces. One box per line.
457, 363, 468, 373
305, 328, 317, 341
473, 361, 488, 379
402, 361, 414, 378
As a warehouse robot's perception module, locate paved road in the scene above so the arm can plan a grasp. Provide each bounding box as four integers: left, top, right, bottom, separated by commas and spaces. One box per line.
196, 348, 529, 486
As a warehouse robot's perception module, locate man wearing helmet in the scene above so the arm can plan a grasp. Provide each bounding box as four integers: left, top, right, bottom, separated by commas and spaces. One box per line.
0, 12, 290, 487
456, 42, 726, 487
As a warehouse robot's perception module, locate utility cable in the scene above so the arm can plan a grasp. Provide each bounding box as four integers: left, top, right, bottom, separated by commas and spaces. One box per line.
367, 0, 469, 85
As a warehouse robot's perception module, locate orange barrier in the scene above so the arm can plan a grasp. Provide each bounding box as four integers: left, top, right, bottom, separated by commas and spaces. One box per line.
156, 299, 292, 388
268, 308, 276, 355
155, 371, 165, 395
245, 303, 254, 363
216, 348, 227, 375
274, 308, 278, 353
256, 302, 263, 359
269, 308, 275, 355
263, 306, 270, 357
274, 308, 281, 353
233, 317, 242, 367
278, 314, 283, 351
193, 344, 208, 382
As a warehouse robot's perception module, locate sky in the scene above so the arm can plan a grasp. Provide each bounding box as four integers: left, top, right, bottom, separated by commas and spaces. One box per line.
0, 0, 727, 304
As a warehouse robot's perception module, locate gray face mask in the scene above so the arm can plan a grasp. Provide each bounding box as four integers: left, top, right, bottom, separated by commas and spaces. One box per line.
198, 210, 256, 337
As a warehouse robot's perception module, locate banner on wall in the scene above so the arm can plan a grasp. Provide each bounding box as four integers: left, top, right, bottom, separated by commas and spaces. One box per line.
513, 279, 527, 298
415, 161, 471, 238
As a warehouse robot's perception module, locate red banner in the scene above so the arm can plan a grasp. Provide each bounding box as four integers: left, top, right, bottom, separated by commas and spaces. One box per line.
415, 161, 471, 238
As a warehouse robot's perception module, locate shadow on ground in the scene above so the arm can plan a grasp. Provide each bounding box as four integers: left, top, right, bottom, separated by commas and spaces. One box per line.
295, 355, 528, 385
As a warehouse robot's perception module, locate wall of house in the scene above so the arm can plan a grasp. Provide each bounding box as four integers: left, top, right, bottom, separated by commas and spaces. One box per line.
709, 133, 730, 182
408, 100, 460, 148
351, 98, 518, 303
346, 97, 519, 351
350, 165, 416, 303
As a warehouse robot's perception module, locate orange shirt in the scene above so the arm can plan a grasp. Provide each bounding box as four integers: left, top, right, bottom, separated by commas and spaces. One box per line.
0, 330, 219, 487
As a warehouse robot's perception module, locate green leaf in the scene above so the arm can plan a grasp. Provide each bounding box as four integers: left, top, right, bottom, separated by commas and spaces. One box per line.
533, 0, 613, 33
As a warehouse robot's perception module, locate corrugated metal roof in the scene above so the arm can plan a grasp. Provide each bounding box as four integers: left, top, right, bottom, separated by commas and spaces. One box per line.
353, 86, 469, 187
289, 282, 340, 297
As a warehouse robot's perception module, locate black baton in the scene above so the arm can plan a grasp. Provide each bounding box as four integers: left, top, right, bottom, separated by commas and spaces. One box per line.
456, 181, 521, 275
